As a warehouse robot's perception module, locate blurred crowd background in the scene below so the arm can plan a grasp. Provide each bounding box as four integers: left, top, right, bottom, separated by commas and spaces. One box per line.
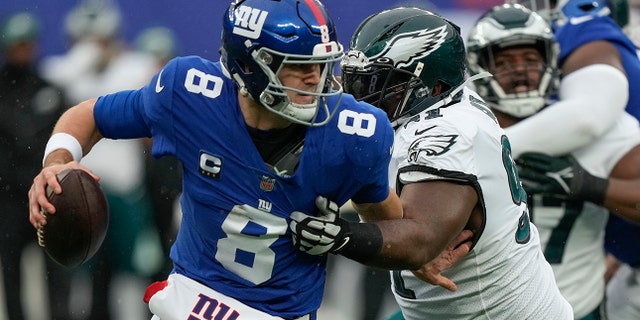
0, 0, 504, 61
1, 0, 638, 319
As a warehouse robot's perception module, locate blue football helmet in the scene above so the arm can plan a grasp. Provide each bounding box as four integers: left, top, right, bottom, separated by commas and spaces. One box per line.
220, 0, 344, 126
511, 0, 629, 29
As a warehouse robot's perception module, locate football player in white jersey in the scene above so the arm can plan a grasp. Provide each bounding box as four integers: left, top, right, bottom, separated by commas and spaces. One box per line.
291, 7, 573, 320
467, 3, 640, 319
510, 2, 640, 318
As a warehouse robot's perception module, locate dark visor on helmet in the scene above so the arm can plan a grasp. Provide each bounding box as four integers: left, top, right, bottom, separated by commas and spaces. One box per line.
342, 61, 420, 120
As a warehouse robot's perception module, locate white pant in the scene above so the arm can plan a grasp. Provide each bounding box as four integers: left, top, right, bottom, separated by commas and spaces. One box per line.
148, 273, 313, 320
606, 264, 640, 320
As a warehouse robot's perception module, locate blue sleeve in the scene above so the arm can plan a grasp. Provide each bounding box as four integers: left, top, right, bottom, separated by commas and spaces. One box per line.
348, 100, 395, 204
556, 17, 637, 64
94, 90, 151, 139
606, 215, 640, 267
94, 57, 181, 157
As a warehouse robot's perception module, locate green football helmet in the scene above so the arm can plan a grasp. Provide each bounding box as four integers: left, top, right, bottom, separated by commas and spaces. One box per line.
341, 7, 467, 127
467, 3, 559, 118
1, 12, 40, 48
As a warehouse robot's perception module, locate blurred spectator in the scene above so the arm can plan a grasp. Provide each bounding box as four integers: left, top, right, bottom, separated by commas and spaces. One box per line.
622, 0, 640, 44
134, 26, 180, 70
360, 267, 393, 320
0, 11, 72, 320
39, 2, 163, 319
134, 26, 183, 282
322, 205, 397, 320
40, 0, 155, 104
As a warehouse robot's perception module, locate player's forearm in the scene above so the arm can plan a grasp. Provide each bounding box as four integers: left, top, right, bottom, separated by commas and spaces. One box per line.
357, 181, 476, 269
603, 178, 640, 223
291, 188, 466, 270
44, 98, 103, 166
366, 219, 449, 270
351, 193, 461, 268
352, 190, 403, 222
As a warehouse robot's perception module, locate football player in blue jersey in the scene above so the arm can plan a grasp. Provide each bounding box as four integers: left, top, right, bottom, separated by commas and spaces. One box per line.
293, 7, 573, 319
509, 1, 640, 319
24, 0, 420, 319
467, 3, 640, 318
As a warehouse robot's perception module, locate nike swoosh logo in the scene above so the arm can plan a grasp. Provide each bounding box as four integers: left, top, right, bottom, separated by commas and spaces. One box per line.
415, 125, 437, 136
155, 70, 165, 93
568, 15, 593, 25
333, 236, 350, 253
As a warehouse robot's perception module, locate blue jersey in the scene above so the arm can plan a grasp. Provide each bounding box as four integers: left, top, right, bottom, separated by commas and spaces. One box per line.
555, 15, 640, 117
555, 16, 640, 266
93, 56, 394, 317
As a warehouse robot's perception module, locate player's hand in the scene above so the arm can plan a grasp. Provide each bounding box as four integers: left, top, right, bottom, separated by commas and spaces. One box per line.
604, 254, 622, 284
516, 152, 608, 204
27, 161, 90, 229
411, 229, 473, 292
290, 196, 351, 255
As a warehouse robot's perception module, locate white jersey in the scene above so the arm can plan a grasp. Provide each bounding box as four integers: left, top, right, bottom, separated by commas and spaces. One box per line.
389, 88, 573, 320
533, 112, 640, 318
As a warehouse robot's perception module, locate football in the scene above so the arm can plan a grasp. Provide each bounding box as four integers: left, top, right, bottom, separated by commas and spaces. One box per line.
37, 169, 109, 268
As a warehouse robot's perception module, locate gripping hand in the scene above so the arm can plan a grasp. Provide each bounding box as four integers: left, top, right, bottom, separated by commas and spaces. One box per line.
290, 196, 351, 255
516, 152, 608, 204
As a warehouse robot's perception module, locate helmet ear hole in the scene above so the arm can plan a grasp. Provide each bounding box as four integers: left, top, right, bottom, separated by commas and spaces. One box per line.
237, 61, 252, 74
432, 82, 450, 96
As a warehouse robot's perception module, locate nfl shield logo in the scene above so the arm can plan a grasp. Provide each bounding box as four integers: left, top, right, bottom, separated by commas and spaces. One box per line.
260, 176, 275, 192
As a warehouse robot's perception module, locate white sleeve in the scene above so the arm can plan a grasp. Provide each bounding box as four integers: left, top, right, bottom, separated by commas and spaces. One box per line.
505, 64, 629, 158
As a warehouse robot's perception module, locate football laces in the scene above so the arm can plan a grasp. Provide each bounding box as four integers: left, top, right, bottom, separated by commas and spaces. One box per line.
37, 207, 47, 248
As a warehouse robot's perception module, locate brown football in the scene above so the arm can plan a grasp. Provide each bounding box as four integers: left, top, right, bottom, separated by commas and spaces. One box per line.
37, 169, 109, 268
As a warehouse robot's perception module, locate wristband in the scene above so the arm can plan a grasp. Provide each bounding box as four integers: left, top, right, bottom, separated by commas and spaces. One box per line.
568, 156, 609, 205
336, 222, 383, 264
42, 133, 83, 166
576, 174, 609, 205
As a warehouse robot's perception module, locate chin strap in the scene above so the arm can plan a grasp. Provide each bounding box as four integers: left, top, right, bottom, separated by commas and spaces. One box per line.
394, 71, 493, 128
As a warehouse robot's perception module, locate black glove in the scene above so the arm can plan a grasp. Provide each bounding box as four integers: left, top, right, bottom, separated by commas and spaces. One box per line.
290, 196, 351, 255
516, 152, 609, 204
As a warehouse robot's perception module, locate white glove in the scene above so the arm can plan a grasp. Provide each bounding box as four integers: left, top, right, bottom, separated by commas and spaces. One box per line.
289, 196, 350, 255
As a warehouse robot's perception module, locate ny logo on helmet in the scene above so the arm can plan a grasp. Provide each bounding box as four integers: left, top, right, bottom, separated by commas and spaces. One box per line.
233, 5, 269, 39
371, 25, 448, 68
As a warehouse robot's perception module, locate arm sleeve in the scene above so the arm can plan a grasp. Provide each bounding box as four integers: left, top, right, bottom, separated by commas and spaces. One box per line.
94, 90, 152, 139
505, 64, 629, 158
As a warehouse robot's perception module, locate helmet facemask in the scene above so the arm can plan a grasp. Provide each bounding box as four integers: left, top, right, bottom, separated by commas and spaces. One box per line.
342, 50, 425, 123
467, 4, 560, 118
475, 42, 557, 118
251, 42, 344, 126
220, 0, 345, 127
